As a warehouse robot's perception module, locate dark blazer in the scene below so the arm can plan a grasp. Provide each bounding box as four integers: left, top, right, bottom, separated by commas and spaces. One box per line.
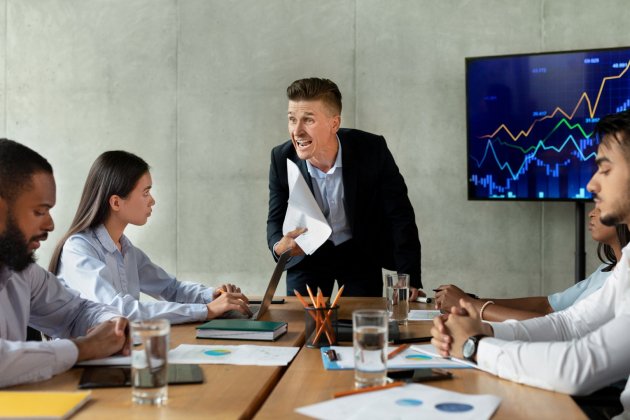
266, 128, 422, 288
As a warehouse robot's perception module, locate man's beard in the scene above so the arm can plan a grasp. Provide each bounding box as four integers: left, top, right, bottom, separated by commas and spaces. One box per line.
599, 195, 630, 227
0, 213, 36, 272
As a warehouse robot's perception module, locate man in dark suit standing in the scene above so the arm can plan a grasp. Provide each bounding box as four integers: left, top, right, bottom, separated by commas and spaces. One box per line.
267, 78, 422, 298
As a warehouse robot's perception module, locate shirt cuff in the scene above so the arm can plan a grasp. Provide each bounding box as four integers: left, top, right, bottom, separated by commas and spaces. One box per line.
272, 242, 281, 259
54, 339, 80, 373
475, 337, 504, 375
192, 303, 209, 322
201, 287, 215, 303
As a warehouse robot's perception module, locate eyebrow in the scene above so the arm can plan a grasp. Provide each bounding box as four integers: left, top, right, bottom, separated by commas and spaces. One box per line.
595, 157, 611, 166
287, 111, 316, 116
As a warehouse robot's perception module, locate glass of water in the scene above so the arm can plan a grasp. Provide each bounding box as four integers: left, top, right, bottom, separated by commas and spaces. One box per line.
131, 319, 170, 405
386, 273, 410, 326
353, 309, 388, 388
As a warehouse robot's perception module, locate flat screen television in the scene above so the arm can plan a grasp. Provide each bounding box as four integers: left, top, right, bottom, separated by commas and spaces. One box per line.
466, 46, 630, 200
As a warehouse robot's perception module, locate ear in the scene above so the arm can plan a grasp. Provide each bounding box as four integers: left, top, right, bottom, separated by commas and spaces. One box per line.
109, 195, 122, 212
331, 114, 341, 133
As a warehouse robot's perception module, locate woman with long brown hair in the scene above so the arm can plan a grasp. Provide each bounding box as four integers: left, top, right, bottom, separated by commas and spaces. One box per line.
50, 151, 251, 323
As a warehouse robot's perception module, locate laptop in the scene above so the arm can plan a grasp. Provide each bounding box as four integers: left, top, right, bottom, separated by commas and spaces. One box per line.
222, 250, 290, 320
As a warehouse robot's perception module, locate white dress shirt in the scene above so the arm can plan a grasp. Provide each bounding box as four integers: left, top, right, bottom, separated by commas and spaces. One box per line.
57, 225, 214, 324
0, 263, 120, 387
476, 244, 630, 415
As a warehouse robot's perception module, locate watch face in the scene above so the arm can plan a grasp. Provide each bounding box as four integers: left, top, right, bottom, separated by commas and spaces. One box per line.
462, 338, 476, 359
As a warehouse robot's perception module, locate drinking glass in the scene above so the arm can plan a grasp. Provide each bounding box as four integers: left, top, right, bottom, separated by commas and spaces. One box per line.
385, 273, 410, 325
352, 309, 388, 388
131, 319, 170, 405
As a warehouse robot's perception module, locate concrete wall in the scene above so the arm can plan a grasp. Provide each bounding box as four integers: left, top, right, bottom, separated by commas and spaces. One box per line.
1, 0, 628, 296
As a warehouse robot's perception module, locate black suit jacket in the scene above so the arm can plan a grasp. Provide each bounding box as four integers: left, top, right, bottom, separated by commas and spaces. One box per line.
266, 128, 422, 288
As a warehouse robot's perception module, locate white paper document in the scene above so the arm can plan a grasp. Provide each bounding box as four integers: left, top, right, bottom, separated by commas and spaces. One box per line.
282, 159, 332, 255
408, 310, 441, 321
296, 383, 501, 420
77, 355, 132, 366
330, 346, 470, 370
168, 344, 300, 366
410, 344, 477, 368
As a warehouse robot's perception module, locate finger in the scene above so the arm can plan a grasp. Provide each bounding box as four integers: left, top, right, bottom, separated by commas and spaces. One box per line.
113, 317, 127, 337
226, 292, 249, 304
409, 288, 418, 301
460, 299, 479, 319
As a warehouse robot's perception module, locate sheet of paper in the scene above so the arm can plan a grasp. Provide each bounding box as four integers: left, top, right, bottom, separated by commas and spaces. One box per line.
325, 346, 470, 370
282, 159, 332, 255
408, 310, 441, 321
410, 344, 477, 368
76, 356, 131, 366
169, 344, 300, 366
296, 383, 501, 420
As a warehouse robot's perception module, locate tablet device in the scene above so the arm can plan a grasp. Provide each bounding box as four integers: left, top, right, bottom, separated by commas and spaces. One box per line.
78, 364, 204, 389
388, 368, 453, 383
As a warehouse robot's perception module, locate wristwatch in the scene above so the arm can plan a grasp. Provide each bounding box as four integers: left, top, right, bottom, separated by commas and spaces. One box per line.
462, 334, 486, 362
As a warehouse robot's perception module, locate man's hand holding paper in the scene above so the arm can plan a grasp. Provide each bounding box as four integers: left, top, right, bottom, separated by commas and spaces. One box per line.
280, 159, 332, 255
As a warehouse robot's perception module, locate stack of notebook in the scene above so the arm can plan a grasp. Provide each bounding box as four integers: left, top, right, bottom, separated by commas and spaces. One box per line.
196, 319, 288, 341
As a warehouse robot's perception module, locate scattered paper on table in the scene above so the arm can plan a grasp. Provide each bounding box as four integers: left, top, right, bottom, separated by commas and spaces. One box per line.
77, 356, 131, 366
169, 344, 300, 366
282, 159, 332, 254
408, 310, 441, 321
410, 344, 477, 368
296, 383, 501, 420
322, 346, 471, 370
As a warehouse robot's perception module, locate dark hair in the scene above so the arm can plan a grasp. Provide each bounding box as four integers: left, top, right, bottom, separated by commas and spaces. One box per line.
595, 110, 630, 160
0, 139, 53, 202
286, 78, 342, 115
598, 224, 630, 271
49, 150, 149, 273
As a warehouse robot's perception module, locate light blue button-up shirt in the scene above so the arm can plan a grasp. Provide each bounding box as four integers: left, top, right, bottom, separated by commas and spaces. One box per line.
548, 263, 611, 311
57, 224, 214, 324
0, 263, 120, 387
306, 139, 352, 246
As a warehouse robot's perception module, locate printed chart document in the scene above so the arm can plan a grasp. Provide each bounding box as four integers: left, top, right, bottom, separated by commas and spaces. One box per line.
408, 310, 441, 321
169, 344, 300, 366
282, 159, 332, 254
296, 383, 501, 420
321, 346, 471, 370
410, 344, 477, 368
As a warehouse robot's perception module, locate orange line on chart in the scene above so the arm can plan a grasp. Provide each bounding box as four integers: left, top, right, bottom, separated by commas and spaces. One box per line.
480, 60, 630, 142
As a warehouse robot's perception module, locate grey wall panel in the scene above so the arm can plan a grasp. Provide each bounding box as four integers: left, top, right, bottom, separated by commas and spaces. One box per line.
356, 0, 546, 296
177, 0, 355, 293
0, 0, 5, 135
6, 0, 178, 273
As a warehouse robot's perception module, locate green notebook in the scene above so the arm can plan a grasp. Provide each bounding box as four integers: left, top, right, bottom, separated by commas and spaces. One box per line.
196, 319, 288, 341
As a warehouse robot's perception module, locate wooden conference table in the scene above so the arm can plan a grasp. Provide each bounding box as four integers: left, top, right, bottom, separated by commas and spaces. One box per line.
8, 297, 586, 419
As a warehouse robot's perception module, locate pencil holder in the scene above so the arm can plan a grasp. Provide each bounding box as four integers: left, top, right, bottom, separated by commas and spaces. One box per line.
304, 305, 339, 348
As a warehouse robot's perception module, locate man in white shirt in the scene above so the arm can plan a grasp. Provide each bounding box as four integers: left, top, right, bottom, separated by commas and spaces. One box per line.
0, 138, 129, 388
431, 109, 630, 419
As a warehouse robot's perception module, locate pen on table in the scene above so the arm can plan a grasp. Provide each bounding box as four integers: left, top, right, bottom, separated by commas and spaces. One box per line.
387, 343, 410, 360
333, 381, 405, 398
432, 288, 479, 299
415, 296, 433, 303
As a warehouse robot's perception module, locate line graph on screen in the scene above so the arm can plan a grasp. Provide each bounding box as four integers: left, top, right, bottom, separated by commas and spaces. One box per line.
466, 47, 630, 200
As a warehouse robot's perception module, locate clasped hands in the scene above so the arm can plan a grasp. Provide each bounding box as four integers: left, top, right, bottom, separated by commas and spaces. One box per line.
431, 299, 493, 359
